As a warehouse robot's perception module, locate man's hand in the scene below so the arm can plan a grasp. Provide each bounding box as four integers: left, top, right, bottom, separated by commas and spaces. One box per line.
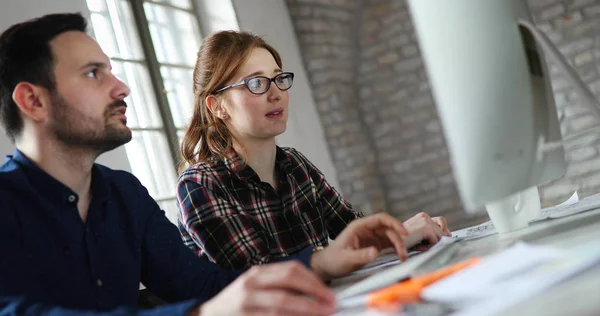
310, 213, 409, 280
192, 261, 335, 316
403, 212, 452, 250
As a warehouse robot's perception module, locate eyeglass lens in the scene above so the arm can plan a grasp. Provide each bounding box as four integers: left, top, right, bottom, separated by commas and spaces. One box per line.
246, 73, 294, 94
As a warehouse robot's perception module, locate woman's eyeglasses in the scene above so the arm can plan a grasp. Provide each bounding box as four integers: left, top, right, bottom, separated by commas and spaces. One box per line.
214, 72, 295, 95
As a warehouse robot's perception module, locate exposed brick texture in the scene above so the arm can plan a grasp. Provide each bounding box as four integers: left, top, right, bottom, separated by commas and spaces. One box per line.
285, 0, 600, 230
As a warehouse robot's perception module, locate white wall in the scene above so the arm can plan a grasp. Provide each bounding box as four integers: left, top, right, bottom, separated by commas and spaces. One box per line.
231, 0, 340, 188
0, 0, 131, 171
0, 132, 10, 156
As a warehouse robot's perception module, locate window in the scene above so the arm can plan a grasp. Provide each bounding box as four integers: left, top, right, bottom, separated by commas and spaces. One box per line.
86, 0, 203, 224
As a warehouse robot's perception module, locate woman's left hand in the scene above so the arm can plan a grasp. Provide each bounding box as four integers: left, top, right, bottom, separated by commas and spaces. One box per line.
402, 212, 451, 249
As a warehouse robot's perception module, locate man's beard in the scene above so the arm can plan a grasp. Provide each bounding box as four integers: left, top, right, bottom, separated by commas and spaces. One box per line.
49, 93, 132, 153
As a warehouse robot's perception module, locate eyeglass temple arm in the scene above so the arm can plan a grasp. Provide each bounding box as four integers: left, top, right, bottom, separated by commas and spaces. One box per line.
214, 81, 246, 94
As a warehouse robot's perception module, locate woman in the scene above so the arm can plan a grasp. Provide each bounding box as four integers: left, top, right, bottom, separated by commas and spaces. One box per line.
177, 30, 451, 270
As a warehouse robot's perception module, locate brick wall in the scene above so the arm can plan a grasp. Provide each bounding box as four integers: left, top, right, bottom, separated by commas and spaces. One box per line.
528, 0, 600, 205
285, 1, 389, 216
285, 0, 600, 230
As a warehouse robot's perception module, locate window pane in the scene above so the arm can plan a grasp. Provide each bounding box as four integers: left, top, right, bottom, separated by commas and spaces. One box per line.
89, 13, 119, 57
158, 199, 180, 225
112, 61, 164, 129
87, 0, 144, 60
111, 61, 164, 129
160, 66, 194, 128
149, 0, 192, 10
124, 131, 177, 199
87, 0, 106, 12
144, 2, 202, 66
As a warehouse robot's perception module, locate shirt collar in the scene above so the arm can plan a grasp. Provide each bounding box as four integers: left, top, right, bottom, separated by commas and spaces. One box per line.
222, 146, 293, 181
7, 149, 110, 206
275, 146, 293, 174
221, 149, 250, 179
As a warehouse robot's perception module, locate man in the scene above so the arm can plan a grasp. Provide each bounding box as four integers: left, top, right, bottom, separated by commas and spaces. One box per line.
0, 13, 443, 315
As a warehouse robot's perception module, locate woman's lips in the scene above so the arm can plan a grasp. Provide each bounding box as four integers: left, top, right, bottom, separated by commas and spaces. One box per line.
266, 107, 284, 119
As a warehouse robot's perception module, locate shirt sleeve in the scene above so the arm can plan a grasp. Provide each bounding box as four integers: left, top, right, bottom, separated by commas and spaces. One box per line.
290, 149, 363, 239
177, 175, 314, 270
139, 184, 244, 305
0, 296, 199, 316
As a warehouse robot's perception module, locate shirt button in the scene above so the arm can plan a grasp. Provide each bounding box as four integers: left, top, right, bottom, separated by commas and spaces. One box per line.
67, 195, 76, 203
97, 279, 103, 287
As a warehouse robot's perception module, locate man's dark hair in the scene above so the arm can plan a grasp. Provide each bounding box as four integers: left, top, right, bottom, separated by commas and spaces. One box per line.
0, 13, 87, 142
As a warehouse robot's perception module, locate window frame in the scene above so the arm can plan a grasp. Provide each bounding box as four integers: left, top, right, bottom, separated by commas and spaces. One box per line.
128, 0, 205, 168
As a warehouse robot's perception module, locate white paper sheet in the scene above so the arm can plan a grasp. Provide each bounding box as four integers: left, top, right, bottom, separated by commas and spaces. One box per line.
548, 193, 600, 219
534, 191, 580, 221
422, 242, 564, 306
451, 220, 495, 240
423, 242, 600, 316
453, 192, 580, 240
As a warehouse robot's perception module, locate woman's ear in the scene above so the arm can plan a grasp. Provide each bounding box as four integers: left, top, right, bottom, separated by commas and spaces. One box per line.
206, 95, 228, 119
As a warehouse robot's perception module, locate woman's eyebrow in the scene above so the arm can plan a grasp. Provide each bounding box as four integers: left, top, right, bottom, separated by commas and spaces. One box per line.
242, 68, 283, 79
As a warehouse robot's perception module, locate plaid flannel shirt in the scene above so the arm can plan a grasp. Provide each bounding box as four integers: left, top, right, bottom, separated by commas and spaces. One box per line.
177, 146, 363, 269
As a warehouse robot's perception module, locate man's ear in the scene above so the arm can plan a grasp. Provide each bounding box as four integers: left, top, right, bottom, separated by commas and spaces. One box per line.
12, 82, 50, 122
205, 94, 227, 119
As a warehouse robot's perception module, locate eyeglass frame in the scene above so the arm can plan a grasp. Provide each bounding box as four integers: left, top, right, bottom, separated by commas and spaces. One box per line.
212, 72, 295, 95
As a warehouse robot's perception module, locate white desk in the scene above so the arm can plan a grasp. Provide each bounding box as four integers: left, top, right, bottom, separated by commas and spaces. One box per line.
331, 207, 600, 315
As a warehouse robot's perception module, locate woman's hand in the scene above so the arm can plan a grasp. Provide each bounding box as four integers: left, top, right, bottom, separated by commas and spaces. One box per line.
402, 212, 451, 250
310, 213, 409, 280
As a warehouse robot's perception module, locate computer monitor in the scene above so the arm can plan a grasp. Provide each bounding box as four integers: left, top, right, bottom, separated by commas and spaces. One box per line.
407, 0, 574, 231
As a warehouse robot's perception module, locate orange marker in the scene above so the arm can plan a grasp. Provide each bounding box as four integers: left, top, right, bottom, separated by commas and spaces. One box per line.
367, 257, 481, 307
336, 257, 480, 310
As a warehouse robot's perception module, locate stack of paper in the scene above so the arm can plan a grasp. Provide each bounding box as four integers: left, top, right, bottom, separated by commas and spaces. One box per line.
422, 242, 600, 316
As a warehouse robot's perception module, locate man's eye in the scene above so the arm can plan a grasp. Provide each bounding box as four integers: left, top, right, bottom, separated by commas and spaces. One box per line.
86, 70, 98, 79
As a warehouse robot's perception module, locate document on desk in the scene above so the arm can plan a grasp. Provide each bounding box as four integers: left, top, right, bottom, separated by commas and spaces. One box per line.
422, 242, 600, 316
546, 192, 600, 219
451, 220, 495, 240
452, 192, 579, 240
533, 191, 579, 218
534, 191, 580, 221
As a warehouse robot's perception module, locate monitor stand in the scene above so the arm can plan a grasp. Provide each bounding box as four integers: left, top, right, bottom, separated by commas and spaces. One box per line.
485, 20, 600, 234
486, 186, 541, 233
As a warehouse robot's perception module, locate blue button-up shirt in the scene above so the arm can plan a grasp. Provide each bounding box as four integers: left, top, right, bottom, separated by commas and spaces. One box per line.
0, 150, 313, 315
